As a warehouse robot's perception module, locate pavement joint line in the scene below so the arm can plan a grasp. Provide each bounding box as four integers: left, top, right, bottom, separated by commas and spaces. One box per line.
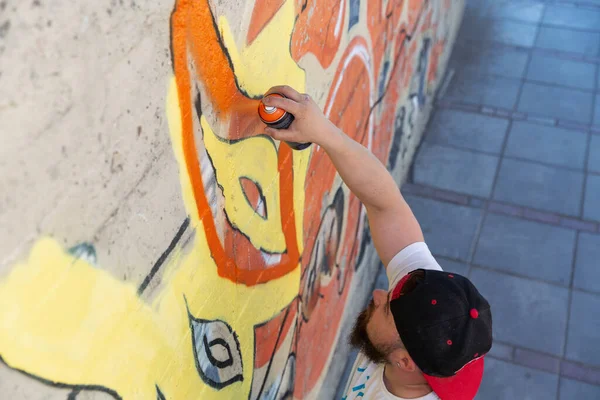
446, 259, 600, 296
461, 29, 600, 53
486, 352, 600, 387
436, 99, 596, 132
459, 36, 600, 63
470, 263, 571, 290
558, 0, 600, 11
524, 77, 598, 94
434, 252, 600, 295
563, 231, 579, 364
402, 183, 600, 231
459, 67, 600, 97
560, 359, 600, 386
472, 115, 511, 266
514, 347, 562, 375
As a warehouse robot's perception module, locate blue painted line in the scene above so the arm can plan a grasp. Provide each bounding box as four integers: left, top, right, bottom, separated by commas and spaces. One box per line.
357, 367, 366, 372
352, 384, 365, 392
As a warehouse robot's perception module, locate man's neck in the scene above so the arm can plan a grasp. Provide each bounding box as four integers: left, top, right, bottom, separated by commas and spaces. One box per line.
382, 364, 433, 399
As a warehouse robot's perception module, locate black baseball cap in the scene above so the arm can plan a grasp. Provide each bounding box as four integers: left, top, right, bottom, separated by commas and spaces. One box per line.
389, 269, 492, 400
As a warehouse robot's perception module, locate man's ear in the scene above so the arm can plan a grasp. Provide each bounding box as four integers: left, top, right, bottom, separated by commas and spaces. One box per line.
390, 349, 417, 372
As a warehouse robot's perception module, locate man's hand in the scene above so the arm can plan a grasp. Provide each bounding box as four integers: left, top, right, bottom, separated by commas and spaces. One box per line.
262, 85, 424, 267
261, 85, 340, 146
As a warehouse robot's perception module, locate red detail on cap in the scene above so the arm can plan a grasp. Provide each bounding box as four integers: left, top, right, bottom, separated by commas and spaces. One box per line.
474, 353, 479, 358
391, 273, 412, 300
470, 309, 479, 319
448, 274, 454, 278
424, 357, 485, 400
431, 299, 437, 305
447, 340, 453, 345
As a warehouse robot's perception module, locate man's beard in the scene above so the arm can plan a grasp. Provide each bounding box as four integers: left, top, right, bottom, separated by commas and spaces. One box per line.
349, 300, 390, 364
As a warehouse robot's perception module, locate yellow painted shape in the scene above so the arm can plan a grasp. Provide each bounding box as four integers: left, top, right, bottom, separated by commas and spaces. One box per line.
202, 119, 285, 252
0, 231, 299, 398
218, 1, 310, 253
220, 0, 305, 97
0, 238, 189, 398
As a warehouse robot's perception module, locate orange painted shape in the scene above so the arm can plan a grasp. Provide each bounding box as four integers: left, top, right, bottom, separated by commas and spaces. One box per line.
247, 0, 286, 44
170, 0, 300, 286
179, 0, 255, 117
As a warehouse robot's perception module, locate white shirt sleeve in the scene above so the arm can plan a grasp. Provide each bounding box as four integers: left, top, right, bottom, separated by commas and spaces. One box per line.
386, 242, 443, 290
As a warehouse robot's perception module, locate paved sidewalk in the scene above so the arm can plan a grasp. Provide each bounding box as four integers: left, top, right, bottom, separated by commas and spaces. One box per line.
405, 0, 600, 398
337, 1, 600, 399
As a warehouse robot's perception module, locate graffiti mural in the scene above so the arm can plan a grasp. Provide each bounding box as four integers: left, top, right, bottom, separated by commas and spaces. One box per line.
0, 0, 462, 398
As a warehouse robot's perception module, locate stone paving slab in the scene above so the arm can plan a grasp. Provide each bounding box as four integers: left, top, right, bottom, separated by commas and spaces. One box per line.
543, 4, 600, 31
426, 110, 509, 154
476, 358, 559, 400
493, 158, 585, 217
404, 195, 483, 261
466, 0, 545, 24
446, 73, 522, 110
518, 82, 594, 124
566, 290, 600, 367
574, 232, 600, 294
535, 25, 600, 56
435, 257, 470, 277
463, 18, 539, 47
588, 135, 600, 173
451, 42, 529, 79
560, 378, 600, 400
474, 213, 576, 285
504, 121, 588, 169
526, 52, 597, 90
470, 267, 569, 356
484, 1, 545, 24
584, 174, 600, 221
595, 94, 600, 125
414, 142, 499, 197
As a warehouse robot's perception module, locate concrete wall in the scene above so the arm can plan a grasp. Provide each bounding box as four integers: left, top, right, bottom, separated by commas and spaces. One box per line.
0, 0, 464, 398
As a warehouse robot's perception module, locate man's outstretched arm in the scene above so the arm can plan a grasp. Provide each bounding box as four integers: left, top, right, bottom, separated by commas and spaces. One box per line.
262, 86, 424, 267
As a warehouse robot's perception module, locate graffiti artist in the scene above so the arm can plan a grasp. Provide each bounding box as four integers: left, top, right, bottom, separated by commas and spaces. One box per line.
262, 85, 493, 400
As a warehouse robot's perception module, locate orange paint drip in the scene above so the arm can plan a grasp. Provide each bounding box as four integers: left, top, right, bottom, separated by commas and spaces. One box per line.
171, 0, 299, 286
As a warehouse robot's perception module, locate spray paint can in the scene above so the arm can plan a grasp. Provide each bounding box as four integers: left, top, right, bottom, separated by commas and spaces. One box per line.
258, 93, 312, 150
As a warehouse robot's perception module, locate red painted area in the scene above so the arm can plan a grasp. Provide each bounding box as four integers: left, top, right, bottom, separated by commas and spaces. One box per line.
291, 0, 345, 67
239, 177, 266, 218
254, 301, 297, 368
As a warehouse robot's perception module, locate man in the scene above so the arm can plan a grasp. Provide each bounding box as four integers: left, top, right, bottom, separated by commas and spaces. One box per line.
262, 86, 493, 400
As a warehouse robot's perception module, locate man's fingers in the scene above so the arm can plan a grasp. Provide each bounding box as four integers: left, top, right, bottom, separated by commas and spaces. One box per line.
264, 127, 295, 142
262, 96, 301, 116
265, 85, 303, 102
